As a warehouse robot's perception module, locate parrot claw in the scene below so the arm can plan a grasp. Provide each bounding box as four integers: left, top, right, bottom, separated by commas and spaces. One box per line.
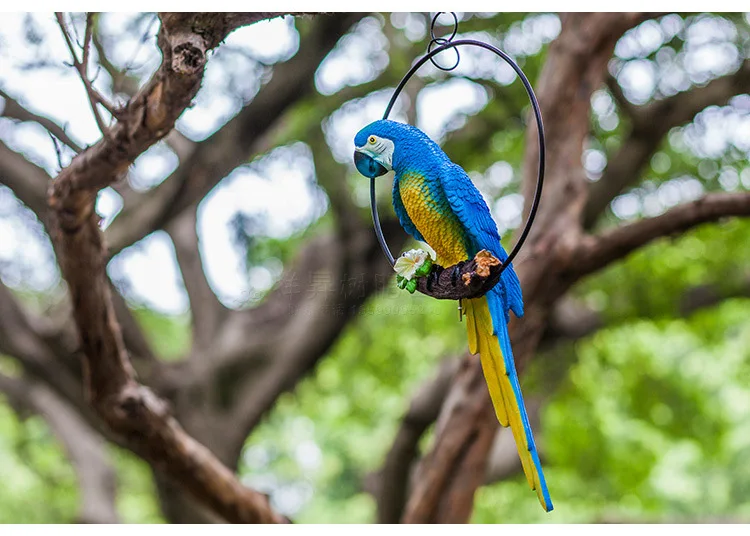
426, 264, 443, 291
450, 261, 466, 287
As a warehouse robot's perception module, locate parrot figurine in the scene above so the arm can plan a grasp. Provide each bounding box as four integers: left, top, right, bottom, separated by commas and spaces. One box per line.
354, 119, 552, 512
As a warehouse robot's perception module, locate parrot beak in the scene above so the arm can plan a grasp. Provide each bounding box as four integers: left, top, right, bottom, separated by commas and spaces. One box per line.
354, 149, 388, 179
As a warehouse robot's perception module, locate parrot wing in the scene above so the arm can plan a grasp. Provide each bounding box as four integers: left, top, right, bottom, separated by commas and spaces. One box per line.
439, 161, 523, 319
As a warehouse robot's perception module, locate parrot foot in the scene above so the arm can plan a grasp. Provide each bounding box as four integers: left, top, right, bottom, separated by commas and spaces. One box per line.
450, 261, 467, 287
426, 264, 444, 291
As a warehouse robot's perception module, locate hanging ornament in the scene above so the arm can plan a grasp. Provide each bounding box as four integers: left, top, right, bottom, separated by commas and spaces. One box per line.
352, 12, 553, 512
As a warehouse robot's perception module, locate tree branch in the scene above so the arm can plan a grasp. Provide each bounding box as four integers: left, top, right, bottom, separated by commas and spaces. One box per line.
375, 359, 460, 523
541, 274, 750, 350
1, 88, 83, 153
0, 139, 52, 223
46, 12, 302, 524
575, 192, 750, 279
56, 12, 117, 135
0, 139, 159, 370
584, 59, 750, 228
372, 361, 539, 522
403, 355, 498, 523
165, 204, 226, 349
0, 373, 120, 523
0, 280, 95, 421
103, 13, 367, 256
223, 219, 404, 441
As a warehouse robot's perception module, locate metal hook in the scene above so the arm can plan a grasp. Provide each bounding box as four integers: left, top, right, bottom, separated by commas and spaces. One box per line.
430, 12, 458, 43
427, 12, 460, 72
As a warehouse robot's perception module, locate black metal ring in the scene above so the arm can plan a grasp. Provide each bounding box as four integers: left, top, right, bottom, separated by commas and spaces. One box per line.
430, 12, 458, 43
428, 12, 460, 71
427, 37, 460, 71
369, 38, 546, 277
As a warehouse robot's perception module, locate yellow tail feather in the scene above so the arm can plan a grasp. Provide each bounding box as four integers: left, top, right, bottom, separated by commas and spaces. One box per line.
464, 299, 508, 427
465, 297, 550, 510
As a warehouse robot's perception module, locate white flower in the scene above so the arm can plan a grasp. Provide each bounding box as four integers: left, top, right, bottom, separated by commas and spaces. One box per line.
394, 249, 430, 281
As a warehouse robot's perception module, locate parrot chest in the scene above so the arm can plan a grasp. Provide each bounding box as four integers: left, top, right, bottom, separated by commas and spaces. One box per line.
397, 171, 470, 266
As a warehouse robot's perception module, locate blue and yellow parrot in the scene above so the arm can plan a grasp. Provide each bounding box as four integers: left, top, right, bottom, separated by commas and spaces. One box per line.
354, 119, 552, 512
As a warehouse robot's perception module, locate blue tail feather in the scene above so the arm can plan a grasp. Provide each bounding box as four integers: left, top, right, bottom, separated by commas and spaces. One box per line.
488, 288, 553, 512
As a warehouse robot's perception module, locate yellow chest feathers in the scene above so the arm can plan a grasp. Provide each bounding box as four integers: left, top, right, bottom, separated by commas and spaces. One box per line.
398, 173, 469, 266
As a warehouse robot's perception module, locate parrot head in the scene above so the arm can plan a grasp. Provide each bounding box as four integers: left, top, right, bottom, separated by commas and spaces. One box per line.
353, 119, 434, 178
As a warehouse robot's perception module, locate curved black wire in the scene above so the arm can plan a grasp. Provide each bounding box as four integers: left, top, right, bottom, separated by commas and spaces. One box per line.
370, 39, 546, 275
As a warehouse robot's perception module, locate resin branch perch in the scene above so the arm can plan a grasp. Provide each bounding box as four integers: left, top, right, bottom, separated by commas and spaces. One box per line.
414, 250, 505, 300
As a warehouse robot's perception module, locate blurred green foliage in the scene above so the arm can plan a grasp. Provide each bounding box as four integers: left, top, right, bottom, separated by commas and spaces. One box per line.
0, 405, 77, 523
0, 405, 163, 523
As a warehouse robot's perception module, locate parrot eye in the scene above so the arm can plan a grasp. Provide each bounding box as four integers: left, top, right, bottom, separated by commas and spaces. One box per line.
368, 136, 376, 145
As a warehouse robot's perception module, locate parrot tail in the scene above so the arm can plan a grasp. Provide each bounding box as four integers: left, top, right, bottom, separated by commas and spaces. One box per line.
464, 296, 553, 512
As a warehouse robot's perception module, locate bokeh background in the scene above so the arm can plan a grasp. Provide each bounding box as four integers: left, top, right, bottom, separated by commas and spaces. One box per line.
1, 11, 750, 523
